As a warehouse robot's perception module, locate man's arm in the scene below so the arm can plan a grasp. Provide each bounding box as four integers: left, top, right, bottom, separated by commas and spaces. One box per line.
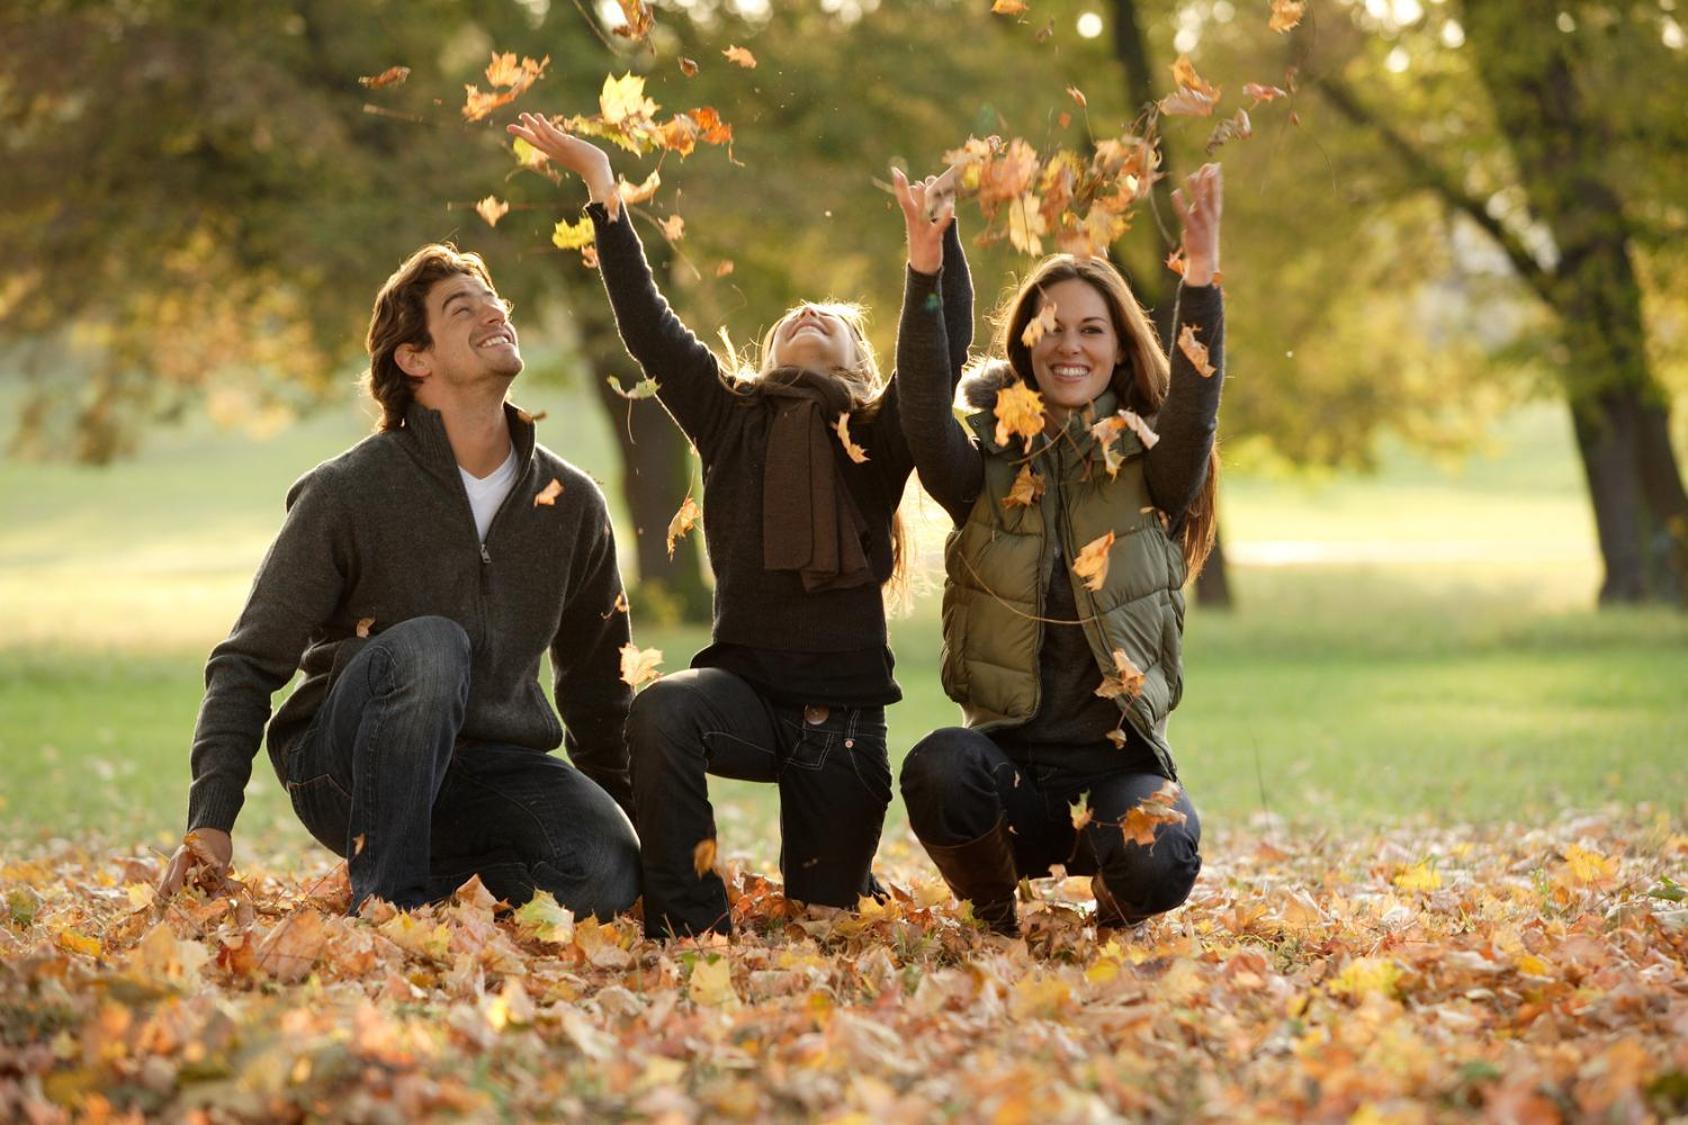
549, 487, 636, 824
160, 466, 351, 895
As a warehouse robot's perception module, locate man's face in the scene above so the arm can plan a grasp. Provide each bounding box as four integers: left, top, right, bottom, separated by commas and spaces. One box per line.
416, 272, 522, 386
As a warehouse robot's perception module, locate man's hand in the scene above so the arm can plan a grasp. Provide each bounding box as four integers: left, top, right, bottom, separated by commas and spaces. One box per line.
506, 112, 620, 219
893, 167, 956, 277
1172, 162, 1223, 287
156, 827, 233, 898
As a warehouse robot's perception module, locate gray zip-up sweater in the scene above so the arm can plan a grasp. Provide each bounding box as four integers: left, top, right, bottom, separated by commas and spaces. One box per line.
185, 402, 633, 834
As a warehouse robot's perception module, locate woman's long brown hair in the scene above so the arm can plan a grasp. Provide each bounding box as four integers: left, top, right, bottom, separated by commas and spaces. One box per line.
992, 255, 1219, 580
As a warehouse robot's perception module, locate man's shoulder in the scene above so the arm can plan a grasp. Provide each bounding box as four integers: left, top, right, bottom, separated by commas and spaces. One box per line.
533, 444, 611, 514
283, 431, 409, 504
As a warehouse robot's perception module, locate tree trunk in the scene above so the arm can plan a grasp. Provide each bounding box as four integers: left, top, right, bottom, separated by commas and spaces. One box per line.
1195, 525, 1233, 607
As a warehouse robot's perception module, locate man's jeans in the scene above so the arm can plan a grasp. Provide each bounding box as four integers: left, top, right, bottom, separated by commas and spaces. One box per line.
900, 727, 1202, 921
279, 615, 640, 916
624, 668, 893, 939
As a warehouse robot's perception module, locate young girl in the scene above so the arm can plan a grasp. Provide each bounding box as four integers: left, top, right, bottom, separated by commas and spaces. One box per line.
891, 164, 1224, 935
508, 112, 972, 938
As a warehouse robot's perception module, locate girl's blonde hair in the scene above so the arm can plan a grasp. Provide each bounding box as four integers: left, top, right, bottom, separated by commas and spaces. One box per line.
993, 255, 1220, 579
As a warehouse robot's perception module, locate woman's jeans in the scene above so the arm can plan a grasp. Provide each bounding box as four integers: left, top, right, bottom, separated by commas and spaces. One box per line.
279, 615, 640, 917
900, 727, 1202, 921
625, 668, 893, 939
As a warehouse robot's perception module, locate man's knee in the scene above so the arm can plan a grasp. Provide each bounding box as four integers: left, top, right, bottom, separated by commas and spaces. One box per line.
625, 674, 712, 763
372, 615, 472, 704
1096, 824, 1202, 919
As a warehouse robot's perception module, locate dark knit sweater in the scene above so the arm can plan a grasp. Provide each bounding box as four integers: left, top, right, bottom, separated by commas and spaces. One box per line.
588, 202, 973, 705
898, 266, 1224, 750
186, 403, 633, 833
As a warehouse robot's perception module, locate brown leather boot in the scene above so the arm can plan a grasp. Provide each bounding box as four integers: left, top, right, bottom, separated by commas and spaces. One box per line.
921, 816, 1020, 936
1091, 874, 1146, 932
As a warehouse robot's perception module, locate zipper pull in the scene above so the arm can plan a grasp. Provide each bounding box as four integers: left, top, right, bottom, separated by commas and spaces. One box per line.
480, 544, 492, 565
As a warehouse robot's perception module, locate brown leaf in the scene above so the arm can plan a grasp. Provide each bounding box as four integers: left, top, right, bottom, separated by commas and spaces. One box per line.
834, 413, 869, 464
1001, 463, 1045, 508
1204, 108, 1253, 155
1020, 301, 1058, 348
516, 408, 548, 424
1072, 531, 1116, 591
474, 195, 510, 227
1120, 409, 1159, 449
1096, 648, 1146, 700
667, 494, 701, 558
1243, 82, 1288, 105
359, 66, 410, 90
1105, 727, 1128, 748
1178, 324, 1217, 378
1269, 0, 1305, 33
619, 643, 663, 689
715, 260, 735, 278
722, 45, 758, 69
1070, 796, 1093, 832
355, 617, 375, 639
692, 838, 719, 878
534, 478, 563, 506
610, 0, 654, 41
1120, 780, 1186, 848
679, 57, 699, 77
1160, 55, 1221, 118
1089, 414, 1127, 477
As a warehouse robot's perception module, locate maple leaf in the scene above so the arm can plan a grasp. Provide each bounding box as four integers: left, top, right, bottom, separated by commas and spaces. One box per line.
474, 195, 510, 227
607, 374, 660, 400
463, 53, 548, 123
1177, 323, 1216, 378
534, 478, 563, 507
1160, 55, 1221, 118
1001, 463, 1045, 508
257, 910, 329, 983
619, 643, 663, 689
722, 45, 757, 69
358, 66, 410, 90
1096, 648, 1146, 700
617, 170, 661, 205
834, 413, 869, 464
688, 955, 740, 1007
992, 0, 1029, 13
679, 57, 699, 77
1243, 82, 1288, 105
1021, 301, 1058, 348
552, 217, 595, 251
610, 0, 654, 41
692, 838, 719, 878
1204, 108, 1253, 154
658, 214, 686, 241
993, 381, 1046, 450
1120, 779, 1186, 847
512, 889, 574, 944
600, 72, 657, 126
1269, 0, 1306, 33
667, 494, 701, 559
355, 617, 374, 638
1072, 531, 1116, 591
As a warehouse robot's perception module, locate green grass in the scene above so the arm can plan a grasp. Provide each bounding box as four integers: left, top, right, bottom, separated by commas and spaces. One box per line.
1, 393, 1684, 857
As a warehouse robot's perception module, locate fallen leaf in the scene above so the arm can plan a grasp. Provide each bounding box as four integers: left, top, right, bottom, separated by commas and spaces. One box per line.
834, 413, 869, 464
992, 381, 1046, 450
513, 890, 574, 944
1021, 301, 1058, 348
607, 374, 660, 400
667, 494, 700, 558
722, 45, 757, 69
534, 478, 563, 506
1269, 0, 1305, 33
474, 195, 510, 227
359, 66, 410, 90
1120, 779, 1186, 847
1071, 531, 1116, 591
688, 956, 740, 1007
693, 838, 719, 878
1002, 463, 1045, 508
1177, 324, 1216, 378
619, 643, 663, 689
552, 217, 595, 251
1096, 649, 1146, 701
355, 617, 374, 639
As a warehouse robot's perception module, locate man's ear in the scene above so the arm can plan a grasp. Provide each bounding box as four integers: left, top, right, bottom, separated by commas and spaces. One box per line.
395, 342, 431, 380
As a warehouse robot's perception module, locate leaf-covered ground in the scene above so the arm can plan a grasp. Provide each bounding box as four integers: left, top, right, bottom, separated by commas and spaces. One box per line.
2, 810, 1683, 1122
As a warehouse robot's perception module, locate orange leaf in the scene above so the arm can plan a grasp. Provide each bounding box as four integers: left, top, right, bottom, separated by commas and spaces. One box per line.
1121, 780, 1186, 847
1096, 648, 1146, 700
992, 381, 1046, 450
692, 838, 719, 878
1178, 323, 1216, 378
834, 413, 869, 464
1165, 247, 1186, 277
1072, 531, 1116, 592
1001, 463, 1045, 508
667, 494, 700, 558
474, 195, 510, 227
714, 260, 735, 278
355, 617, 375, 639
619, 643, 663, 689
722, 45, 757, 69
1160, 55, 1221, 118
659, 214, 685, 241
1020, 301, 1058, 348
992, 0, 1029, 13
1105, 727, 1128, 748
516, 408, 548, 424
534, 477, 563, 506
359, 66, 410, 90
679, 57, 699, 77
1269, 0, 1305, 33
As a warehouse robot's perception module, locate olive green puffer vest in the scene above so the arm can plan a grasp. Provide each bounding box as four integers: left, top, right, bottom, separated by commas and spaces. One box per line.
940, 385, 1186, 779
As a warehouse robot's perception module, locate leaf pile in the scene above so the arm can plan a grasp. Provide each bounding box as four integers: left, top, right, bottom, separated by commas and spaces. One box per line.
1, 811, 1682, 1119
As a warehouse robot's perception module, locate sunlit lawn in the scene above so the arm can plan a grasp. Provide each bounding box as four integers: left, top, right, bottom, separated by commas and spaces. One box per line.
2, 390, 1683, 862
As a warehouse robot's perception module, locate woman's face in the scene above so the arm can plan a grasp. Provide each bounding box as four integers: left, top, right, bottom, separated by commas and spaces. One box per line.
770, 304, 856, 372
1027, 278, 1123, 418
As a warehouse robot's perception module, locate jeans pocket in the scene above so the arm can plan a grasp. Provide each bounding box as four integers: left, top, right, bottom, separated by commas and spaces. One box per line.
777, 710, 839, 772
286, 773, 353, 855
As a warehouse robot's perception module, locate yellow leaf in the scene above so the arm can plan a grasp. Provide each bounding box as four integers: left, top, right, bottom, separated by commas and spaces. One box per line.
57, 929, 102, 958
513, 889, 574, 944
1001, 463, 1045, 508
474, 195, 510, 228
1089, 413, 1127, 477
834, 413, 869, 464
992, 0, 1029, 14
599, 72, 657, 125
1160, 55, 1221, 118
534, 477, 563, 506
1561, 843, 1618, 887
1392, 862, 1442, 893
1071, 531, 1116, 592
1516, 953, 1552, 977
619, 643, 663, 689
992, 381, 1046, 450
1009, 973, 1072, 1020
715, 260, 735, 278
607, 374, 660, 400
551, 217, 595, 251
1070, 794, 1093, 831
667, 494, 700, 558
512, 136, 547, 169
1177, 323, 1216, 377
1007, 191, 1048, 254
617, 169, 661, 205
692, 837, 719, 878
1269, 0, 1305, 33
610, 0, 654, 42
1328, 956, 1402, 1001
688, 956, 740, 1007
722, 45, 758, 69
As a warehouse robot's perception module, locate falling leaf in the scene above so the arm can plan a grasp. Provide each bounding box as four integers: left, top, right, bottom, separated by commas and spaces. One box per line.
474, 195, 510, 227
658, 214, 685, 241
1269, 0, 1306, 33
462, 52, 549, 122
355, 617, 374, 639
722, 45, 758, 69
1072, 531, 1116, 591
1096, 648, 1147, 701
1177, 324, 1216, 378
1002, 463, 1045, 508
1020, 301, 1058, 347
1105, 727, 1128, 748
552, 217, 595, 251
1007, 191, 1048, 254
992, 0, 1029, 13
600, 72, 657, 125
513, 890, 574, 943
1121, 409, 1160, 449
1165, 247, 1187, 277
581, 245, 600, 269
512, 136, 548, 169
1070, 795, 1093, 832
610, 0, 654, 41
1120, 779, 1186, 847
667, 494, 701, 559
359, 66, 410, 90
992, 381, 1046, 450
1204, 108, 1253, 154
611, 591, 629, 615
679, 57, 699, 77
715, 260, 735, 278
834, 413, 869, 464
607, 374, 661, 400
692, 838, 719, 878
352, 833, 367, 856
1243, 82, 1288, 105
534, 478, 563, 507
1160, 55, 1221, 118
1089, 414, 1128, 477
619, 643, 663, 689
1066, 86, 1087, 108
617, 170, 661, 205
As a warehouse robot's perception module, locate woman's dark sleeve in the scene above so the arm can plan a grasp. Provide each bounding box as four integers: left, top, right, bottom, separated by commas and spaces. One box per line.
1143, 282, 1224, 521
895, 258, 985, 526
587, 202, 734, 449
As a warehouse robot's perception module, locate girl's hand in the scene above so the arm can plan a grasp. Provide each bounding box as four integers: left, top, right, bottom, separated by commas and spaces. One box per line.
506, 112, 619, 218
1171, 162, 1222, 286
893, 166, 956, 276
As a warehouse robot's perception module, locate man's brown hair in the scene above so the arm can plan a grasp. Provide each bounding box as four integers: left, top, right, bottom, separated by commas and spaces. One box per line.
363, 244, 499, 431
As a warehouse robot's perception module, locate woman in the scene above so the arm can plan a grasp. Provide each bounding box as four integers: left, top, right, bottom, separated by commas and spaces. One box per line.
508, 112, 972, 938
892, 164, 1224, 935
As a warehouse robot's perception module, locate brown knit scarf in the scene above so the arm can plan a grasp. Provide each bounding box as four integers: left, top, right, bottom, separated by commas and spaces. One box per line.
757, 367, 873, 592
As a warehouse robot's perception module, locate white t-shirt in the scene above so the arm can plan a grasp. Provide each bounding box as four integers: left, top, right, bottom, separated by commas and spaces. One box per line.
459, 447, 518, 542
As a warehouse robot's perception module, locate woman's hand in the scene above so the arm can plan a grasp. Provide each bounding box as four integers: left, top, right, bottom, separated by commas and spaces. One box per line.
506, 112, 620, 218
893, 166, 956, 276
1172, 162, 1222, 287
156, 827, 233, 898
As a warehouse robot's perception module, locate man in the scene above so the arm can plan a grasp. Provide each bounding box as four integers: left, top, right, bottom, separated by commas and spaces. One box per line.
157, 244, 640, 917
